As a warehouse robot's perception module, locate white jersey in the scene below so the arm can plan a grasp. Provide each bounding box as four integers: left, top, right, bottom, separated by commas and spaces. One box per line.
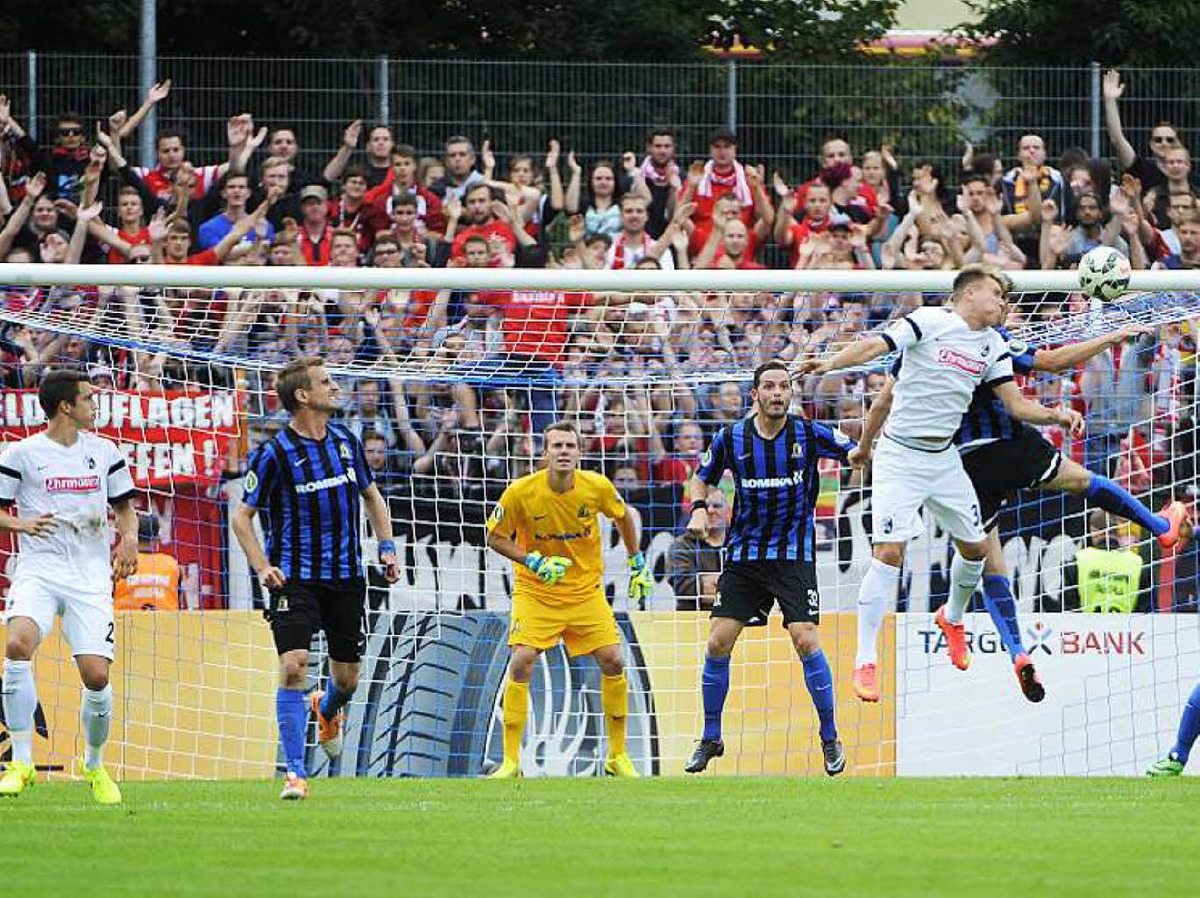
0, 431, 136, 586
881, 306, 1013, 448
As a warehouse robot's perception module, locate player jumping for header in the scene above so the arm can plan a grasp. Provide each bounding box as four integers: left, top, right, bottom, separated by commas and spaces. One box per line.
795, 264, 1085, 702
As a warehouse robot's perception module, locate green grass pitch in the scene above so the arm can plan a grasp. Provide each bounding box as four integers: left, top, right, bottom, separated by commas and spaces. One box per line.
2, 777, 1196, 896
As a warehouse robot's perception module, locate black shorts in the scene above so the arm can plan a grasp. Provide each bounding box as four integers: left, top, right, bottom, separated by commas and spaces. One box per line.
714, 560, 820, 627
266, 580, 367, 662
961, 424, 1062, 531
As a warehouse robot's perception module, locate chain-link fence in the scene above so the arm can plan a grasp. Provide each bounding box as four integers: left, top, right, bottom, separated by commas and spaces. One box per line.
4, 53, 1200, 179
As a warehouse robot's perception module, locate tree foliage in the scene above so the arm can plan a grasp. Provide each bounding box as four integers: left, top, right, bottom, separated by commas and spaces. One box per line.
960, 0, 1200, 67
2, 0, 900, 60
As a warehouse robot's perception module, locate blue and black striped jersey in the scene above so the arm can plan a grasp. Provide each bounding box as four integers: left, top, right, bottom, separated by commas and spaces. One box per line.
695, 414, 854, 563
243, 423, 374, 582
952, 327, 1038, 448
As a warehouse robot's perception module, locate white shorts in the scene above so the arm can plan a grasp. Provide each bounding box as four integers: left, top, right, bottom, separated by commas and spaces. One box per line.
871, 434, 986, 545
3, 575, 115, 660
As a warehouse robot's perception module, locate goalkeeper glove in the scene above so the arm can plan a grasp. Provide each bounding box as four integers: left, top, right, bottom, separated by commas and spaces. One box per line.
525, 551, 573, 586
628, 552, 654, 603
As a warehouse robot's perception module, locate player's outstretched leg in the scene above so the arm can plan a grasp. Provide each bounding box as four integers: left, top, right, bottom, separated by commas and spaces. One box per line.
1051, 459, 1187, 549
853, 554, 901, 702
1148, 681, 1200, 776
686, 619, 740, 773
491, 646, 536, 779
789, 623, 843, 776
594, 645, 639, 778
76, 657, 120, 805
0, 646, 39, 798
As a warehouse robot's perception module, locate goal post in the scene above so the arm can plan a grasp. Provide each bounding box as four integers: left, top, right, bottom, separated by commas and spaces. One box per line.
0, 262, 1196, 779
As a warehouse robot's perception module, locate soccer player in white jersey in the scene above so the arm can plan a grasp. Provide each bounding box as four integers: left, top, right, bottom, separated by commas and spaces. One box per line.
0, 370, 138, 803
795, 264, 1083, 701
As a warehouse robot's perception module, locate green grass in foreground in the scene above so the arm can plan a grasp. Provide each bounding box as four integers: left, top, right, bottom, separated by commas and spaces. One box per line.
1, 776, 1196, 897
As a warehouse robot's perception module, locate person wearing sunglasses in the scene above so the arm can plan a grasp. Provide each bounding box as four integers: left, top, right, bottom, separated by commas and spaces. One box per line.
1104, 69, 1189, 195
0, 97, 93, 201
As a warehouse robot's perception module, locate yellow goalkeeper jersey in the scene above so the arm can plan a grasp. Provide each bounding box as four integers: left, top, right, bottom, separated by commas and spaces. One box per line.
487, 468, 626, 606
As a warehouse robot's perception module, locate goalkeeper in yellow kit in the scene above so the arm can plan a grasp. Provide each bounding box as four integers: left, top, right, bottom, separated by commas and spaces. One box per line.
485, 421, 654, 778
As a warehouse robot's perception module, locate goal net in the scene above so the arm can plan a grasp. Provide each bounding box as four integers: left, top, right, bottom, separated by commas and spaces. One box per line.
0, 264, 1196, 780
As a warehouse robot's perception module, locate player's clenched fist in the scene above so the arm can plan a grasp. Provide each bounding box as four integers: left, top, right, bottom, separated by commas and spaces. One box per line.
524, 551, 572, 586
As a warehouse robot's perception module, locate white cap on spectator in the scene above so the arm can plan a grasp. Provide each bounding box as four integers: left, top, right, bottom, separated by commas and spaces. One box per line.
89, 365, 114, 381
300, 185, 329, 202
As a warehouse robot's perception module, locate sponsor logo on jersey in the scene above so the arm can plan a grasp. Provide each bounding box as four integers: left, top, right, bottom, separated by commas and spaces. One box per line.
534, 526, 592, 542
741, 471, 804, 489
294, 472, 353, 494
936, 347, 986, 376
45, 475, 100, 493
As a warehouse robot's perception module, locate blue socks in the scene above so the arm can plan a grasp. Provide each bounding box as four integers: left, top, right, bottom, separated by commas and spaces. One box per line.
1086, 474, 1167, 536
276, 688, 308, 778
320, 683, 353, 721
801, 649, 838, 742
981, 575, 1025, 663
1171, 682, 1200, 766
701, 655, 731, 742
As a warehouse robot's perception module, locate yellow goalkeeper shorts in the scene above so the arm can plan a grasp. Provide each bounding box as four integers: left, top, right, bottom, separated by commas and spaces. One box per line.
508, 588, 620, 657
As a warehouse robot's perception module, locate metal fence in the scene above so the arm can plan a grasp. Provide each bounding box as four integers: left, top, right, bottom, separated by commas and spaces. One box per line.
4, 53, 1200, 179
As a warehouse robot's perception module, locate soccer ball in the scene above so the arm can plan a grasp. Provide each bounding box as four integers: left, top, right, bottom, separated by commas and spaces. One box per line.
1077, 246, 1131, 301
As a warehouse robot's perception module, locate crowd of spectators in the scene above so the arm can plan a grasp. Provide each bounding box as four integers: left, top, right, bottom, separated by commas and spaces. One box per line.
0, 72, 1197, 611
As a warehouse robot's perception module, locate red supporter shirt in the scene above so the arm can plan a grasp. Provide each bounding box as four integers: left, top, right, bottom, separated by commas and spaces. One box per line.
107, 227, 152, 265
363, 177, 447, 234
165, 249, 220, 266
451, 221, 518, 260
299, 226, 334, 266
480, 290, 591, 365
134, 164, 222, 203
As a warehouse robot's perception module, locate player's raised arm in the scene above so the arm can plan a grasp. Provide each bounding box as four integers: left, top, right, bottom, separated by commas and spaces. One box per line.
992, 381, 1084, 435
1030, 326, 1153, 373
792, 333, 891, 377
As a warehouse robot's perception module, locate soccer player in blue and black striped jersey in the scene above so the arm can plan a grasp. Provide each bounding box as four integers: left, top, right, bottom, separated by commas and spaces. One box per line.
683, 362, 854, 776
232, 357, 399, 800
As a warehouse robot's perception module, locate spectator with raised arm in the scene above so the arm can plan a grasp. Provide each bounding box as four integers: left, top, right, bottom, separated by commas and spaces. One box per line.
1103, 69, 1185, 194
566, 155, 622, 238
444, 183, 518, 265
198, 171, 275, 251
1, 102, 92, 201
323, 121, 394, 188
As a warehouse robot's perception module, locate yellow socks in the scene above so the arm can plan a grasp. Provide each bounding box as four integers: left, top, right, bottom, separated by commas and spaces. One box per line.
502, 680, 530, 764
601, 672, 628, 758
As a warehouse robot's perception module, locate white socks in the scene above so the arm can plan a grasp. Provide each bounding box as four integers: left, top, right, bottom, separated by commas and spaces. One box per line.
2, 659, 36, 764
856, 558, 900, 667
946, 554, 986, 624
80, 684, 113, 770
